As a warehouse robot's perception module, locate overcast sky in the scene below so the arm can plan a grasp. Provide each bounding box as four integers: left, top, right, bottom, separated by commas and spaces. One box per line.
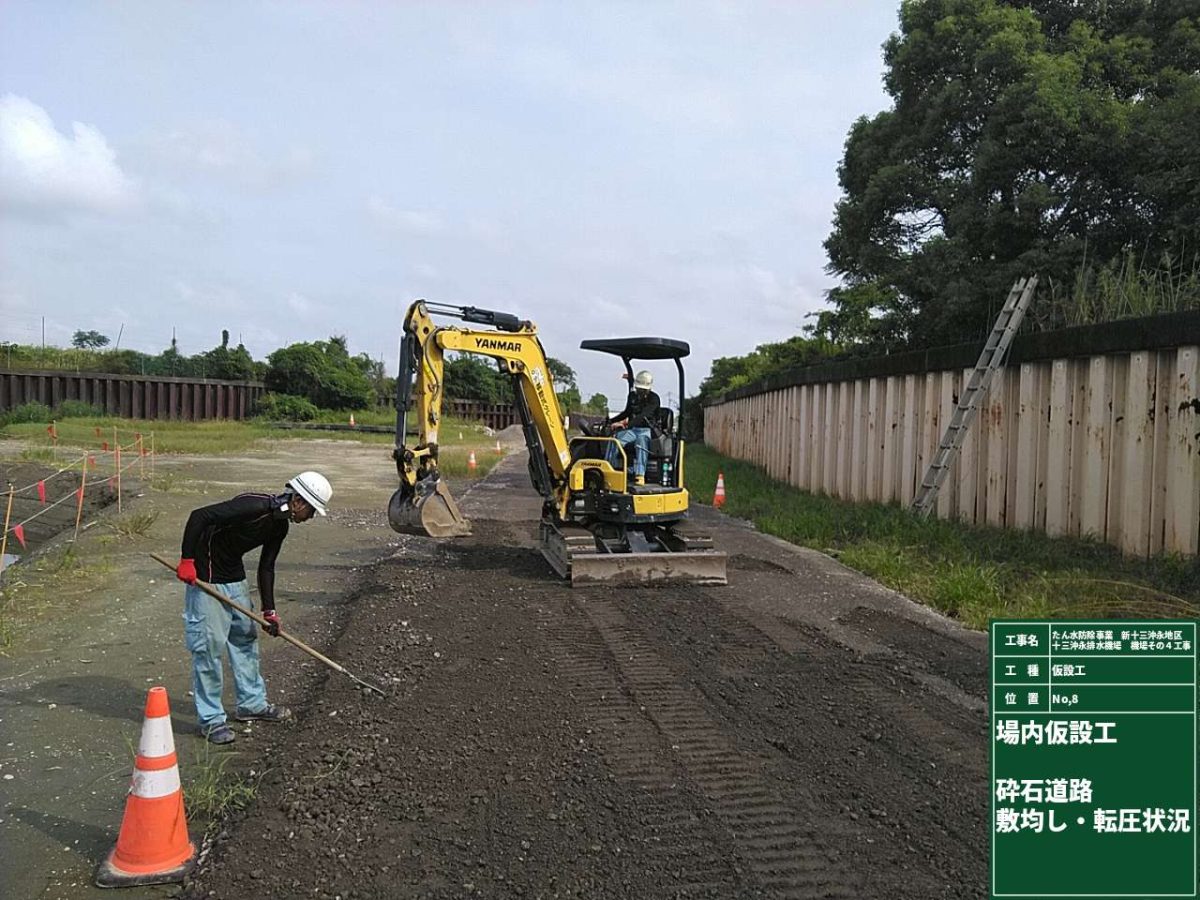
1, 1, 896, 404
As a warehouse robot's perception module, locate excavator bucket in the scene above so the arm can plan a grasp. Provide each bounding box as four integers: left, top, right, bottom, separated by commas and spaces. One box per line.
388, 477, 471, 538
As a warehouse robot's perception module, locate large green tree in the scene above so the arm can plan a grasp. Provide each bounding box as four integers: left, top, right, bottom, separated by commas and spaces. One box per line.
72, 330, 110, 349
199, 330, 257, 380
442, 354, 509, 404
265, 336, 373, 409
698, 334, 841, 400
823, 0, 1200, 348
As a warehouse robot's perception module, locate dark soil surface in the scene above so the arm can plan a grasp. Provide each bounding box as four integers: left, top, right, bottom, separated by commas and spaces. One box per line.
183, 461, 989, 900
0, 461, 120, 562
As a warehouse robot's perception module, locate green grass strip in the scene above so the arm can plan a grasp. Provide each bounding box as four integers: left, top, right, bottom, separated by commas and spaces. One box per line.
684, 443, 1198, 630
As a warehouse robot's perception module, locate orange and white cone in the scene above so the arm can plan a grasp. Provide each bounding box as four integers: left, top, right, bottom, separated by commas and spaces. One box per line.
468, 451, 477, 472
349, 413, 356, 427
95, 687, 195, 888
713, 472, 726, 508
495, 439, 503, 455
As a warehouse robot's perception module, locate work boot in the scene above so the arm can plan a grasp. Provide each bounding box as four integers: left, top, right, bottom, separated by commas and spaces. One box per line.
233, 703, 292, 723
635, 475, 646, 485
202, 723, 236, 745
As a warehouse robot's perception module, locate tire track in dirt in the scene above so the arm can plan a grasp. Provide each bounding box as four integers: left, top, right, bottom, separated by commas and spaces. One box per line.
535, 604, 742, 896
612, 585, 989, 898
541, 594, 861, 899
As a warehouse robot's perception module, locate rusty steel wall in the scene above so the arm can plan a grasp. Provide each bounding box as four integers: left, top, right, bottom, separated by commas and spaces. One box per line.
0, 370, 265, 421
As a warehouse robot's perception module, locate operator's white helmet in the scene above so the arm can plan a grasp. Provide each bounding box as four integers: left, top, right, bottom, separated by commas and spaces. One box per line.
287, 470, 331, 516
634, 370, 653, 389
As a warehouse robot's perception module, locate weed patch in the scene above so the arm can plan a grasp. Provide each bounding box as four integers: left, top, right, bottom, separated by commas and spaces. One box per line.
183, 743, 262, 825
109, 511, 160, 538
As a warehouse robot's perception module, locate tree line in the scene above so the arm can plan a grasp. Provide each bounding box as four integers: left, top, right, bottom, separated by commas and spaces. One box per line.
2, 330, 609, 417
700, 0, 1199, 404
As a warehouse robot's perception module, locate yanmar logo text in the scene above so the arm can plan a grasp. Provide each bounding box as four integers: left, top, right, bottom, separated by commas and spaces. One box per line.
474, 337, 522, 353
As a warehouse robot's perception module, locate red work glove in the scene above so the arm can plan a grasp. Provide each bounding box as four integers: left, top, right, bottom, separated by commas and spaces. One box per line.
262, 609, 282, 637
176, 558, 198, 585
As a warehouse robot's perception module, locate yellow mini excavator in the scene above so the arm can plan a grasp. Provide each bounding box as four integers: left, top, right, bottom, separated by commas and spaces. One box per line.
386, 300, 727, 586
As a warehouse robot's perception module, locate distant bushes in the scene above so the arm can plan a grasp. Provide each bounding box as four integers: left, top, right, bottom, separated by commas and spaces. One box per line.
0, 400, 109, 427
1, 402, 52, 426
55, 401, 105, 419
254, 392, 319, 422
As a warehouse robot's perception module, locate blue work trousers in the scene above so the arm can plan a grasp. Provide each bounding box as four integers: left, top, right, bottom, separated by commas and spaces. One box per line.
608, 427, 651, 477
182, 580, 268, 729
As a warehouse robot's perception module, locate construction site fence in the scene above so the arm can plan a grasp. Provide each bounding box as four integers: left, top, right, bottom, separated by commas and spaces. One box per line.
1, 426, 158, 573
0, 369, 265, 421
703, 311, 1200, 558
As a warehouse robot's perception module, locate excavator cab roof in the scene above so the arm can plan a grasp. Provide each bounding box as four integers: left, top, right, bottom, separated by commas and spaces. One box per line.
579, 337, 690, 360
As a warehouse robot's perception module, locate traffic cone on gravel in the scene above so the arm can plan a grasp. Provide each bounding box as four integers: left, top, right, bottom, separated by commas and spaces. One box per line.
95, 686, 195, 888
495, 439, 503, 455
713, 472, 726, 508
468, 451, 477, 472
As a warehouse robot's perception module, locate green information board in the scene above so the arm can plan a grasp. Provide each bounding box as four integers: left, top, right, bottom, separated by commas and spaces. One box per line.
991, 620, 1197, 898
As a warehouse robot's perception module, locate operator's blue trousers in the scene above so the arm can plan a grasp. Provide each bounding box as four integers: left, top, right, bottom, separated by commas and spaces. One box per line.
182, 580, 268, 729
608, 427, 651, 477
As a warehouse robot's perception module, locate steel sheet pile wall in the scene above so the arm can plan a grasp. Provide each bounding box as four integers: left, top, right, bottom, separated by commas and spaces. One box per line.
0, 370, 266, 421
444, 400, 520, 431
705, 319, 1200, 556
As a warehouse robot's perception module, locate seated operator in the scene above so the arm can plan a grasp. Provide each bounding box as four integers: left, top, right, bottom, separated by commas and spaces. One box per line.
605, 370, 660, 485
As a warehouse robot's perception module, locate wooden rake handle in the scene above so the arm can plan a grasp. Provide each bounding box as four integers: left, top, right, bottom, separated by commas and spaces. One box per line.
150, 553, 386, 696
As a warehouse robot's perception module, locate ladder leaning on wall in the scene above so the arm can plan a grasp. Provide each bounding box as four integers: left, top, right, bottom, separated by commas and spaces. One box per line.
910, 275, 1039, 518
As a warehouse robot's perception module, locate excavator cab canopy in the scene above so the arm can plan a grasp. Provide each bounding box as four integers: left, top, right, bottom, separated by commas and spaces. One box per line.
581, 337, 690, 436
579, 337, 690, 360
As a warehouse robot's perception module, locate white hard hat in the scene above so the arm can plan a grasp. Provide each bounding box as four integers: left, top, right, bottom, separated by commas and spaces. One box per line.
634, 370, 653, 389
287, 470, 331, 516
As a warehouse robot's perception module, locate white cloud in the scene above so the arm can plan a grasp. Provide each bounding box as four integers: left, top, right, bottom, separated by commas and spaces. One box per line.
367, 195, 446, 236
142, 119, 316, 189
172, 279, 243, 314
0, 94, 138, 217
286, 291, 315, 318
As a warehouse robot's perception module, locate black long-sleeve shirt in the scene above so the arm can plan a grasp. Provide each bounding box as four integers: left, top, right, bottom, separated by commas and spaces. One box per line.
607, 389, 661, 430
181, 493, 290, 610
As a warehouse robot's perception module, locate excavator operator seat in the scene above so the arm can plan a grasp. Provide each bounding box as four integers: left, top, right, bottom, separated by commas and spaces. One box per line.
644, 407, 675, 486
649, 407, 674, 460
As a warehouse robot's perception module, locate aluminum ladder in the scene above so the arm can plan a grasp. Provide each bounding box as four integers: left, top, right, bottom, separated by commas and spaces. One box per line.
910, 275, 1038, 517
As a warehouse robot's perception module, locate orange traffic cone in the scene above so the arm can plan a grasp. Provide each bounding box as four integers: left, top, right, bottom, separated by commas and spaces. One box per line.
349, 413, 356, 427
713, 472, 726, 508
468, 451, 477, 472
495, 439, 503, 455
95, 687, 195, 887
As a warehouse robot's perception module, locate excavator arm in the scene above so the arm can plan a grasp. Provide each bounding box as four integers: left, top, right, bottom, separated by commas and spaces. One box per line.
388, 300, 574, 537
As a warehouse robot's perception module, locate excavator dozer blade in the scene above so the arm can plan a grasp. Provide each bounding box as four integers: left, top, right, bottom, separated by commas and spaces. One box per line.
568, 551, 728, 586
539, 522, 727, 587
388, 479, 471, 538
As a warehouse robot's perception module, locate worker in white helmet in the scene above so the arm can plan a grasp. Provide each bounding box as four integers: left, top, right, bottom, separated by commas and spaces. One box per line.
605, 370, 661, 485
174, 471, 331, 744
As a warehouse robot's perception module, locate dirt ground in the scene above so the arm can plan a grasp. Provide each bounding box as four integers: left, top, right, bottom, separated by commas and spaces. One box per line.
1, 441, 990, 900
186, 457, 990, 900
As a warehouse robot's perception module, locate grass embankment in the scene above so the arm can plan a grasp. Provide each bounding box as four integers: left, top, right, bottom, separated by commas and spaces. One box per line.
684, 444, 1199, 630
0, 415, 503, 479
